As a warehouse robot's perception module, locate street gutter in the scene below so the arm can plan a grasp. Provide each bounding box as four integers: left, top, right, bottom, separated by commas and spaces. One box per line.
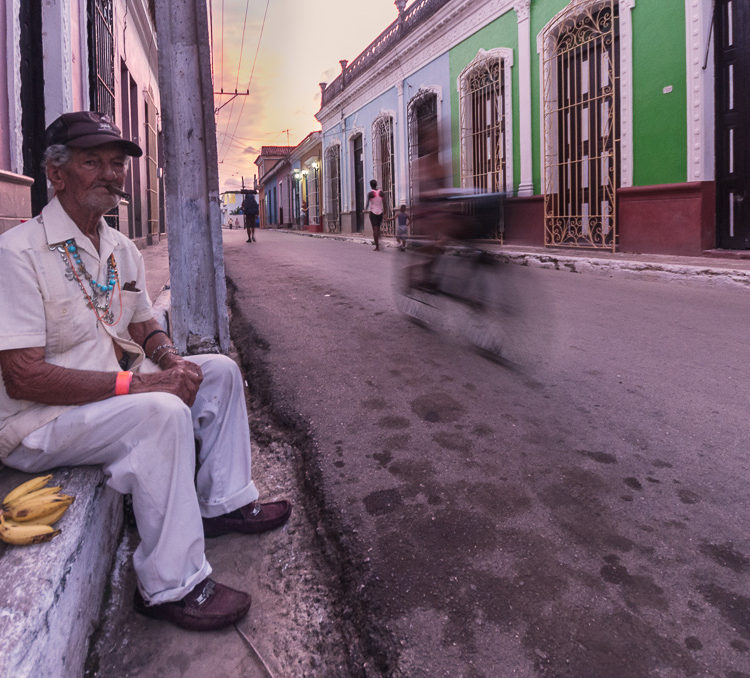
267, 228, 750, 288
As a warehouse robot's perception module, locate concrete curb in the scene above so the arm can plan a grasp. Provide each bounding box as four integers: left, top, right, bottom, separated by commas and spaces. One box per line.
268, 228, 750, 288
0, 467, 122, 678
494, 251, 750, 288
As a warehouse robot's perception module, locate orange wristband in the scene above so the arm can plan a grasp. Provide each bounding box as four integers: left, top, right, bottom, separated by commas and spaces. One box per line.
115, 371, 133, 395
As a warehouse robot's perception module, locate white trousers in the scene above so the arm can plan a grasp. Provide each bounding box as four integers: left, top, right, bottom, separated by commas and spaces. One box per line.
3, 354, 259, 604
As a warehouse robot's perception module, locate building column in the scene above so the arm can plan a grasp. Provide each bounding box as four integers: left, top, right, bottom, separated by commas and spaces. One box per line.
685, 0, 714, 182
340, 120, 350, 218
5, 0, 24, 174
41, 0, 73, 125
515, 0, 534, 196
618, 0, 636, 187
396, 81, 408, 206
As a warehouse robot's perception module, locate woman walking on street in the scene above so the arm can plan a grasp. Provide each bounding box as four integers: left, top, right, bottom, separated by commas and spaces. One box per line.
365, 179, 386, 251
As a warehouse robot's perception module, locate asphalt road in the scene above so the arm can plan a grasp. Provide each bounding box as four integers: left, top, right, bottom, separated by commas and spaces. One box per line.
224, 228, 750, 678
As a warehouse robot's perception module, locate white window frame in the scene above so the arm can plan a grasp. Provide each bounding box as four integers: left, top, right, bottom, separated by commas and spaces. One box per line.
457, 47, 515, 194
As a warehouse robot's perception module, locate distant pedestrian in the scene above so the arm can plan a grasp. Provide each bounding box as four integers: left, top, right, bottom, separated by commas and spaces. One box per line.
365, 179, 386, 251
396, 204, 410, 251
242, 191, 259, 243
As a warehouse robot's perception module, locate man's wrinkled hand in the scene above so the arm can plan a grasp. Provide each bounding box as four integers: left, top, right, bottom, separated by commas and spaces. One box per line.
131, 359, 204, 406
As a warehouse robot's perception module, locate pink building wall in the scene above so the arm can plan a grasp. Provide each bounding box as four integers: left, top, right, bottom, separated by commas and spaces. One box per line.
0, 4, 10, 170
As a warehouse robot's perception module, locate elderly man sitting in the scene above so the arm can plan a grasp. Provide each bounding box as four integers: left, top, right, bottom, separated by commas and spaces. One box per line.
0, 111, 291, 631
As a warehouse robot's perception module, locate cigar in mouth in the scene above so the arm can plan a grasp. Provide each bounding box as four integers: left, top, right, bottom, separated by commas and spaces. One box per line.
107, 185, 131, 200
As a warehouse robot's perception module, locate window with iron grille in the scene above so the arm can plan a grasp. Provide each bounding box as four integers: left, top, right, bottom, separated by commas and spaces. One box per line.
325, 145, 341, 233
372, 115, 395, 235
459, 50, 512, 194
87, 0, 115, 119
88, 0, 117, 229
543, 1, 620, 249
144, 92, 159, 241
407, 90, 438, 223
309, 164, 321, 225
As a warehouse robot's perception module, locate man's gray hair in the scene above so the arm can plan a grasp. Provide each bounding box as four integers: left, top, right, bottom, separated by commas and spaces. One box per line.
43, 144, 73, 171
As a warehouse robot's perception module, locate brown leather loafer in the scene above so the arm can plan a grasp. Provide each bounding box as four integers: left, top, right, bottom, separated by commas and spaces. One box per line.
202, 500, 292, 538
134, 578, 251, 631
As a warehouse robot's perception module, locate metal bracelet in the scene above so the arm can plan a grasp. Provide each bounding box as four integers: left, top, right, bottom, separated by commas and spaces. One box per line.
149, 342, 175, 363
156, 349, 180, 365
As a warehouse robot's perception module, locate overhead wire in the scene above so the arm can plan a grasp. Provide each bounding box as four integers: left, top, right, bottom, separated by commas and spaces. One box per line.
219, 0, 271, 165
221, 0, 225, 87
209, 0, 214, 84
217, 0, 252, 160
234, 0, 251, 92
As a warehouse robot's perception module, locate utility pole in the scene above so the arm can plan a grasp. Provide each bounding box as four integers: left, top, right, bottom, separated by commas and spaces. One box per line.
154, 0, 230, 354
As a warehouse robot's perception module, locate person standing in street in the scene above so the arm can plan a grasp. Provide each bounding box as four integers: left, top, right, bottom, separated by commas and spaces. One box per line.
242, 190, 259, 243
396, 204, 410, 251
365, 179, 386, 251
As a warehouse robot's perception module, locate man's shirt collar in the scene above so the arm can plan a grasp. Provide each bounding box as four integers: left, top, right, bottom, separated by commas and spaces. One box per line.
41, 195, 117, 258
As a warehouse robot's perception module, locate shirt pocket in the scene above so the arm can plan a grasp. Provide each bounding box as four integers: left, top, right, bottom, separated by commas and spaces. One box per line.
116, 289, 145, 329
42, 297, 97, 355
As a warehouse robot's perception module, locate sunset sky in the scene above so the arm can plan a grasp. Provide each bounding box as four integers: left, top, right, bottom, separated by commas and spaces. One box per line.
212, 0, 406, 192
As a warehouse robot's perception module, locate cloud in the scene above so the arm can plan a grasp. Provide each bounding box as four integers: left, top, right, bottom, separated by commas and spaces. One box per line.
321, 67, 338, 82
243, 145, 260, 155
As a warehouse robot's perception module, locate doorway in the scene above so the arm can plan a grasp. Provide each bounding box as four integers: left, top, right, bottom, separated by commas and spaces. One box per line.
353, 134, 364, 232
716, 0, 750, 248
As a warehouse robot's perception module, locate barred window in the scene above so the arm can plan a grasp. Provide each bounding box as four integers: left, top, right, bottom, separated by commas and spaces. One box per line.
325, 145, 341, 233
407, 90, 438, 215
543, 1, 620, 249
144, 91, 159, 240
87, 0, 115, 118
308, 163, 321, 225
372, 115, 395, 234
459, 50, 512, 194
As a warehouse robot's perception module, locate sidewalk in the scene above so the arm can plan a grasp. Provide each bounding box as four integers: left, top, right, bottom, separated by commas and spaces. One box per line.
270, 227, 750, 287
0, 236, 173, 678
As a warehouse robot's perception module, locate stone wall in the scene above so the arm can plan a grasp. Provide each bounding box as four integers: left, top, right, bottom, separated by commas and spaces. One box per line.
0, 170, 33, 234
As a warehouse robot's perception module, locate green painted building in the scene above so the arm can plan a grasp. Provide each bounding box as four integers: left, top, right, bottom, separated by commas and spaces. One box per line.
317, 0, 748, 254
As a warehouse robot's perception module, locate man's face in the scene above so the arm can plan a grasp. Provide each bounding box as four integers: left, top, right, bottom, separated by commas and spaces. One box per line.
51, 143, 130, 215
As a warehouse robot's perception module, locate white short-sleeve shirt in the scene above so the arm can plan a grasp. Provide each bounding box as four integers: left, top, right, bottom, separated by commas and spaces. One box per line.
0, 196, 156, 457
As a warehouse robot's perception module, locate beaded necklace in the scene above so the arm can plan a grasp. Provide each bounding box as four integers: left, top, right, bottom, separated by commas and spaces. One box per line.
49, 237, 123, 326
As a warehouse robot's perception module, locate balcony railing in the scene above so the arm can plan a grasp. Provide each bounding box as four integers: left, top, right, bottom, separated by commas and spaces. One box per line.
320, 0, 450, 107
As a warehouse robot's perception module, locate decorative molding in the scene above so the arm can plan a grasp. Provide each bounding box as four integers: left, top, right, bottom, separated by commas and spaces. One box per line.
0, 169, 35, 186
396, 82, 407, 204
457, 48, 515, 194
42, 0, 74, 125
318, 0, 517, 129
372, 110, 398, 127
515, 3, 534, 195
371, 111, 397, 188
347, 126, 365, 143
407, 84, 443, 106
537, 0, 636, 189
406, 85, 442, 203
685, 0, 713, 181
514, 0, 531, 22
6, 0, 24, 174
79, 0, 89, 110
618, 0, 635, 187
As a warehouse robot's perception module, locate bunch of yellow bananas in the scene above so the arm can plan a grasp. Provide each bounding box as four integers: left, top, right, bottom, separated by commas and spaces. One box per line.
0, 474, 75, 546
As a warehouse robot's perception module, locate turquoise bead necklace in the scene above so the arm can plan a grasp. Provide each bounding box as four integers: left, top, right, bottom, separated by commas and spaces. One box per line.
49, 237, 122, 326
64, 239, 118, 297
